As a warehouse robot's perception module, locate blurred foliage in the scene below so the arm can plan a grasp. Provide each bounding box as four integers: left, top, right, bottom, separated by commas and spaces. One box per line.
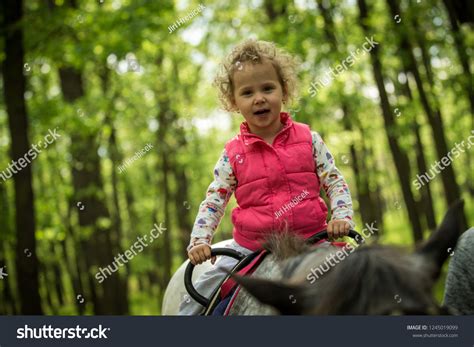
0, 0, 472, 314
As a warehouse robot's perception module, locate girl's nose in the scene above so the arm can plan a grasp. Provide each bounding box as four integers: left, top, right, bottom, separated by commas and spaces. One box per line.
254, 93, 266, 104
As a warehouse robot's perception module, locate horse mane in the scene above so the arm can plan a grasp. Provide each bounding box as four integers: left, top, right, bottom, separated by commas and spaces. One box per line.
262, 231, 311, 260
262, 233, 440, 314
310, 245, 438, 314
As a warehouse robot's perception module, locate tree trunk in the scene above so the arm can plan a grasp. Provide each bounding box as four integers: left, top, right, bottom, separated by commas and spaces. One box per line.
317, 0, 382, 231
171, 124, 193, 256
50, 243, 65, 306
396, 67, 437, 230
39, 262, 57, 314
154, 52, 173, 289
58, 66, 126, 314
100, 68, 130, 315
0, 241, 18, 314
123, 176, 138, 237
441, 0, 474, 195
357, 0, 423, 241
0, 178, 18, 314
48, 0, 127, 313
356, 122, 385, 233
36, 150, 66, 309
45, 150, 86, 314
174, 162, 193, 256
413, 121, 437, 230
386, 0, 467, 231
2, 0, 43, 314
263, 0, 287, 21
157, 112, 172, 288
107, 122, 130, 315
442, 0, 474, 120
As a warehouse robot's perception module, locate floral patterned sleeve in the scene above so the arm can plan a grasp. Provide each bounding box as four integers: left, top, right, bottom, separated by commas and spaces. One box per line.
312, 131, 355, 229
187, 149, 236, 252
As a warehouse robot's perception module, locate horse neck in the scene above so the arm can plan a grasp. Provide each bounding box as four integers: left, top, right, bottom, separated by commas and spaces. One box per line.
280, 244, 343, 283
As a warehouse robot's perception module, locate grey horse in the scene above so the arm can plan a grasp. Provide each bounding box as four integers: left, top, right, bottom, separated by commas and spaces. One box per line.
230, 200, 466, 315
164, 200, 467, 315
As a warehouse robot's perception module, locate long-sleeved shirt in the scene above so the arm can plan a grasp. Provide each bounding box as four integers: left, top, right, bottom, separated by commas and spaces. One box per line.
187, 131, 355, 251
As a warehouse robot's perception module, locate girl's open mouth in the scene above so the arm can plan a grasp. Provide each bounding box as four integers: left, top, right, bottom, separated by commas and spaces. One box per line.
254, 109, 271, 116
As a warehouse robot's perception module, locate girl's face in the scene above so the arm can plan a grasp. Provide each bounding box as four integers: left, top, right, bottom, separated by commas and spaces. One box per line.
231, 60, 287, 136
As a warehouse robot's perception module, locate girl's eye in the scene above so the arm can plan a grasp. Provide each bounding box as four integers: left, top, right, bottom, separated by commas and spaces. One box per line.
242, 91, 252, 96
264, 86, 274, 91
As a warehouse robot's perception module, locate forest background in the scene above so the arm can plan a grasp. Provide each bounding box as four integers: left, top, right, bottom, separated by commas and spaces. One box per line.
0, 0, 472, 315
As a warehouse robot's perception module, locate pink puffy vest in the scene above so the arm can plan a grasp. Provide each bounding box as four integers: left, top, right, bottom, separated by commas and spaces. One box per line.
225, 112, 328, 251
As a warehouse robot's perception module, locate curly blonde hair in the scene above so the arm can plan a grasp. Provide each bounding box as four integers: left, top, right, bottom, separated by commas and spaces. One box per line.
213, 39, 299, 112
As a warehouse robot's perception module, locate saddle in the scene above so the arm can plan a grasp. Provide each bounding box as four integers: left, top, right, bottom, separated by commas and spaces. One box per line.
203, 235, 348, 316
202, 248, 268, 315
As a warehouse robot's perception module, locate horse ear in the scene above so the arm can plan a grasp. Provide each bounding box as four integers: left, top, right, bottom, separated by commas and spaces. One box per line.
416, 199, 465, 279
231, 274, 308, 315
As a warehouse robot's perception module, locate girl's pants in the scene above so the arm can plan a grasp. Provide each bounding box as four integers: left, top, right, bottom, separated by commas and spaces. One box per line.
178, 240, 254, 315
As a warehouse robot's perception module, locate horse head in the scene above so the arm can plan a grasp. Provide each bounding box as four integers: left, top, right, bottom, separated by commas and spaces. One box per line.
232, 200, 465, 315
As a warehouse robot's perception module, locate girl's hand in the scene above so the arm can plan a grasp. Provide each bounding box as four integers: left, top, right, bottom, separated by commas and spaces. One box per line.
188, 244, 217, 265
327, 220, 351, 240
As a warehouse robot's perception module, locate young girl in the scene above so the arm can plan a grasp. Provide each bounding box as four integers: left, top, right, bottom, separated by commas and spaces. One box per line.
179, 39, 355, 315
